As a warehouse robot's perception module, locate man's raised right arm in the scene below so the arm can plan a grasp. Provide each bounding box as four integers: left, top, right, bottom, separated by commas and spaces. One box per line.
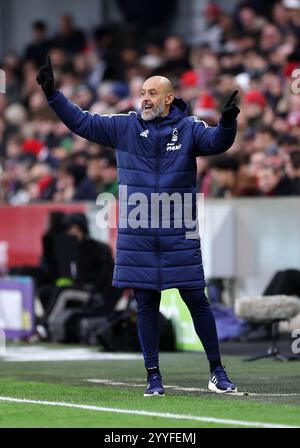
37, 56, 119, 147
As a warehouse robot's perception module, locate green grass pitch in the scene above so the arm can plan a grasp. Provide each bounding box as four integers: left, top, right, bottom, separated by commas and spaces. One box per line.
0, 344, 300, 428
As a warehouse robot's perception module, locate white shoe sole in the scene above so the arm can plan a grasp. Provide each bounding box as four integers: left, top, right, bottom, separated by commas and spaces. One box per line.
208, 380, 237, 394
144, 391, 165, 397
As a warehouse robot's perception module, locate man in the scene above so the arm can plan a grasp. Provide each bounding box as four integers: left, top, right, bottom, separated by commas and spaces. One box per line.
210, 154, 258, 197
286, 150, 300, 195
37, 56, 240, 395
257, 164, 295, 196
24, 20, 51, 66
51, 14, 87, 55
54, 162, 97, 202
87, 151, 118, 198
38, 213, 119, 328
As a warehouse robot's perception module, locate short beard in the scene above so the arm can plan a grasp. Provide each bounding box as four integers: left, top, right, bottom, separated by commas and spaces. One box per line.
141, 101, 165, 121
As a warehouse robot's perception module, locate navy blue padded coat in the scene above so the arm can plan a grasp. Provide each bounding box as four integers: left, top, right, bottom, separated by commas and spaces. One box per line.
48, 92, 237, 291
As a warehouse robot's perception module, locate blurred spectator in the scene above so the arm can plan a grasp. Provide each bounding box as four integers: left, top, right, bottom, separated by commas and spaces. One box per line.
51, 14, 87, 55
35, 212, 119, 339
1, 6, 300, 202
256, 164, 295, 196
236, 4, 266, 35
193, 91, 218, 124
278, 134, 299, 154
209, 155, 258, 197
24, 20, 51, 66
63, 212, 114, 295
98, 151, 118, 197
196, 157, 215, 197
87, 150, 118, 198
252, 126, 278, 154
199, 3, 223, 51
154, 35, 191, 78
87, 155, 104, 195
249, 151, 266, 176
286, 150, 300, 194
260, 23, 282, 51
54, 163, 97, 202
243, 90, 267, 127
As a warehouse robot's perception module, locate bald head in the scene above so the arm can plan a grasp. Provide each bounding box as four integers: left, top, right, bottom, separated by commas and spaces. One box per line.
140, 76, 175, 121
144, 76, 174, 94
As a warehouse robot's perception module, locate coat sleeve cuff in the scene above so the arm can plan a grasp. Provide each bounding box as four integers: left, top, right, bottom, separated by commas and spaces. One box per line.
47, 90, 61, 104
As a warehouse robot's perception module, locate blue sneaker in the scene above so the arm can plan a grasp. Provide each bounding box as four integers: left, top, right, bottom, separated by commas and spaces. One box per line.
144, 373, 165, 397
208, 366, 237, 393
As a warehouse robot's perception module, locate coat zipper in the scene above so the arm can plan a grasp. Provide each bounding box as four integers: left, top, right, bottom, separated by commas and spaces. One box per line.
155, 118, 161, 290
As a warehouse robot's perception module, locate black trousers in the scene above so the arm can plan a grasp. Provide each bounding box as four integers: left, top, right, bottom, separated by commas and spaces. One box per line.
134, 288, 221, 369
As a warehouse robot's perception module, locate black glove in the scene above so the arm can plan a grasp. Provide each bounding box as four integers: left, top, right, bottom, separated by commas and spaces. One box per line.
36, 55, 56, 99
221, 90, 240, 127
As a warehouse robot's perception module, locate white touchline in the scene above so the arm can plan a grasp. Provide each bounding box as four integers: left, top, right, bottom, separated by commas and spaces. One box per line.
0, 396, 298, 428
85, 379, 300, 397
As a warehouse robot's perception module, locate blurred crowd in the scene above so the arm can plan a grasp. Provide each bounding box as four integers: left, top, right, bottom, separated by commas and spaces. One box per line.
1, 0, 300, 203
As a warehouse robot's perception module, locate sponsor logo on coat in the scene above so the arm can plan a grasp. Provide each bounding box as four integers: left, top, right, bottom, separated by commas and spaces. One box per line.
166, 128, 181, 151
140, 130, 149, 138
